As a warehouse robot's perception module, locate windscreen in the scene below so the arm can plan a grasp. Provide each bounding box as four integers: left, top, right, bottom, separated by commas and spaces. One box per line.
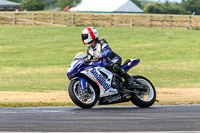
73, 52, 87, 62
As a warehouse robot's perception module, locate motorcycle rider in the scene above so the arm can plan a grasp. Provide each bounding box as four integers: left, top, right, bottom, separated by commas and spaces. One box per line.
81, 26, 134, 89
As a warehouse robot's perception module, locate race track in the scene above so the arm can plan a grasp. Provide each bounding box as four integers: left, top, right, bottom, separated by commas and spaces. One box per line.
0, 105, 200, 132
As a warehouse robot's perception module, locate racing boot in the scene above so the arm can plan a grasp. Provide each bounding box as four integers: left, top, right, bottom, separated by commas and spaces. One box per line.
120, 68, 134, 89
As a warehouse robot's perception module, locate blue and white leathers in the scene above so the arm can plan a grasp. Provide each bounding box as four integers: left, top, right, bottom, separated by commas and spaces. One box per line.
67, 52, 140, 98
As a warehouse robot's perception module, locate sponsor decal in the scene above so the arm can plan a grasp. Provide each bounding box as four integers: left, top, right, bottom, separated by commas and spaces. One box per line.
102, 94, 130, 103
107, 95, 121, 103
90, 68, 111, 91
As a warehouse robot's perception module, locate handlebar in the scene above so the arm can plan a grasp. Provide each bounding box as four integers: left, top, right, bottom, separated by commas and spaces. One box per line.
83, 59, 92, 64
83, 59, 103, 64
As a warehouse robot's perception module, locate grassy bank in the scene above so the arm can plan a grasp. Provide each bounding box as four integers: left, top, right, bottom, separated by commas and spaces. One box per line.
0, 102, 74, 108
0, 26, 199, 106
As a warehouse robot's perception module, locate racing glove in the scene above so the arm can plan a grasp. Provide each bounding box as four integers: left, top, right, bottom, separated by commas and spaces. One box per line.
93, 56, 103, 62
84, 59, 92, 64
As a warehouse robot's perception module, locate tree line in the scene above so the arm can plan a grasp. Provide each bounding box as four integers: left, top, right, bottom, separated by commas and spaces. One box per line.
9, 0, 81, 11
9, 0, 200, 15
138, 0, 200, 15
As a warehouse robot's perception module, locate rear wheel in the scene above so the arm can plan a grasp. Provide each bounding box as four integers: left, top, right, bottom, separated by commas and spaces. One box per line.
131, 76, 156, 108
68, 79, 98, 108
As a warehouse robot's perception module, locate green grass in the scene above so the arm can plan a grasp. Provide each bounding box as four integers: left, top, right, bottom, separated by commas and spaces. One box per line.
0, 102, 75, 107
0, 26, 200, 92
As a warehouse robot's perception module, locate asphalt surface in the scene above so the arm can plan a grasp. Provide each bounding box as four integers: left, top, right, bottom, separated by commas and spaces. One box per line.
0, 105, 200, 132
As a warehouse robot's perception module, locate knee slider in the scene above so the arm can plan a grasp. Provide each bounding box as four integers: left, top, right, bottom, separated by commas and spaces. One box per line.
113, 64, 120, 72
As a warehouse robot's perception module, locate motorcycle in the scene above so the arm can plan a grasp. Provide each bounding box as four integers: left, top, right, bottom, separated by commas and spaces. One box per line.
67, 52, 156, 108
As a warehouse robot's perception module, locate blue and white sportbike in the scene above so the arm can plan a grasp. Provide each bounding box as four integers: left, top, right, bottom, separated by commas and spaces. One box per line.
67, 52, 156, 108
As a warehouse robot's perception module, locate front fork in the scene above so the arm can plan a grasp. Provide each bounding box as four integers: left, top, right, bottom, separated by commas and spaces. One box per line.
77, 77, 87, 90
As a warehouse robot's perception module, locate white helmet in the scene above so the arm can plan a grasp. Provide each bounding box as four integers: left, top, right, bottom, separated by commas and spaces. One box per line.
81, 27, 98, 45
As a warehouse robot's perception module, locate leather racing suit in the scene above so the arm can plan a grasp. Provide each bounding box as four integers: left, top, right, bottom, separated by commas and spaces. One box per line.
87, 38, 121, 67
87, 38, 133, 87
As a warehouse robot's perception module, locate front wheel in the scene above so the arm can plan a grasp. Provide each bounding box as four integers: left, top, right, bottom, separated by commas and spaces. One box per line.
131, 76, 156, 108
68, 79, 98, 108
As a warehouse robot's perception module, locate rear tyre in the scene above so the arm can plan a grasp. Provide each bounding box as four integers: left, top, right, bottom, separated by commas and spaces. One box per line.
131, 76, 156, 108
68, 79, 98, 108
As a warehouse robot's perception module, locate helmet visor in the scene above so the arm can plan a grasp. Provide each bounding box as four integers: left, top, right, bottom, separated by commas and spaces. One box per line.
82, 34, 88, 41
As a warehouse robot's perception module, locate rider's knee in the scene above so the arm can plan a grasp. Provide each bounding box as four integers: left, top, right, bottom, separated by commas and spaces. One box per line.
113, 64, 120, 72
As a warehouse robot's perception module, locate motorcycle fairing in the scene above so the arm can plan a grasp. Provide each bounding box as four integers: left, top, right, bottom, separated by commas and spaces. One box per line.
98, 93, 131, 105
80, 67, 118, 97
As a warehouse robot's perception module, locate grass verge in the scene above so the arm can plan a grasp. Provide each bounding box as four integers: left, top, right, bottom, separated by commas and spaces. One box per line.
0, 102, 75, 108
0, 88, 200, 107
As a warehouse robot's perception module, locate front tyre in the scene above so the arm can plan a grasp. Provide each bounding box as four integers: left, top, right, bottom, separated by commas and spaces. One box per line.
131, 76, 156, 108
68, 79, 98, 108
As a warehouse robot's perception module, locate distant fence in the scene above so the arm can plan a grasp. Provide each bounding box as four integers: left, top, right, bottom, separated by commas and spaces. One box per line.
1, 12, 200, 29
